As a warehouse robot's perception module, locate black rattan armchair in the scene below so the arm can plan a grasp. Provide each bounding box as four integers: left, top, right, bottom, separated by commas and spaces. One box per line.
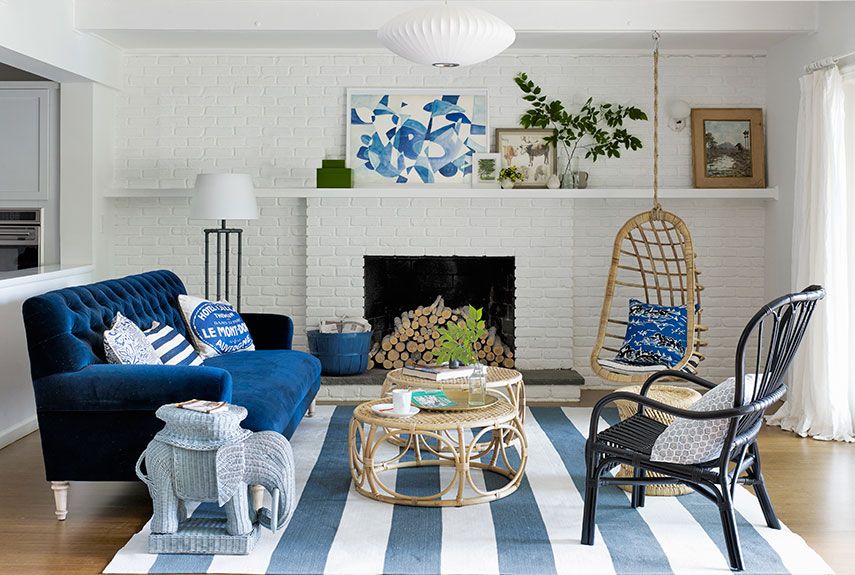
581, 286, 825, 571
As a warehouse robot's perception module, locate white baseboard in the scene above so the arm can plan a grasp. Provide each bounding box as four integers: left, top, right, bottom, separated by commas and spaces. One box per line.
0, 416, 38, 449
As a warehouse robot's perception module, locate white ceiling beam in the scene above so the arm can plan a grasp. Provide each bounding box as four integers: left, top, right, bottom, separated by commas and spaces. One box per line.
75, 1, 818, 34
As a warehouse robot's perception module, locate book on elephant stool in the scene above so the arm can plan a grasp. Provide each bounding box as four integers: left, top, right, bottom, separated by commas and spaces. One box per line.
176, 399, 229, 414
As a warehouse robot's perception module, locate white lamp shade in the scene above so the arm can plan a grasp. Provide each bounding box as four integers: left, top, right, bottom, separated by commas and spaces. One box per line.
378, 5, 515, 67
191, 173, 258, 220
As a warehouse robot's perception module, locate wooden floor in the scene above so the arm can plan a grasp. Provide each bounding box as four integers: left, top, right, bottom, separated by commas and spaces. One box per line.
0, 406, 853, 575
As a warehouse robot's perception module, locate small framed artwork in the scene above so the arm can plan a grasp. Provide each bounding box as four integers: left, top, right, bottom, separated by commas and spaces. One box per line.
472, 153, 501, 188
691, 108, 766, 188
495, 128, 558, 188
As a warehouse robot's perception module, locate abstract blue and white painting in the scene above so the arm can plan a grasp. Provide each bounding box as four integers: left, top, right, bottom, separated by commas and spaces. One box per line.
346, 89, 488, 186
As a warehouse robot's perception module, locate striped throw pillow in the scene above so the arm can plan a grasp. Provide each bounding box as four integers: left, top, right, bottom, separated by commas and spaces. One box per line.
143, 322, 204, 366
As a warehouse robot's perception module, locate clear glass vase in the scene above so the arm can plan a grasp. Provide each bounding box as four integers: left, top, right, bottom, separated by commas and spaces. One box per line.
468, 364, 487, 407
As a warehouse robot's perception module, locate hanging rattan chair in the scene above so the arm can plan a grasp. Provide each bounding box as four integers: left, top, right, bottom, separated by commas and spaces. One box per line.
589, 209, 706, 384
589, 33, 707, 384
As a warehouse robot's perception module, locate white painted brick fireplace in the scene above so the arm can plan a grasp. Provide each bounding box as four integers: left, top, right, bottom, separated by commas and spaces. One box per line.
305, 197, 574, 370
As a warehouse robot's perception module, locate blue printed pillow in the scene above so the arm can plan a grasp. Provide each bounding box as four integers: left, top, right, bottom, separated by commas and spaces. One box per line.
610, 299, 688, 369
178, 295, 255, 358
103, 312, 163, 365
144, 322, 204, 366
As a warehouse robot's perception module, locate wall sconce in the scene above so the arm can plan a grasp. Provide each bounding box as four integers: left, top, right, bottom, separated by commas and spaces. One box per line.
668, 100, 691, 132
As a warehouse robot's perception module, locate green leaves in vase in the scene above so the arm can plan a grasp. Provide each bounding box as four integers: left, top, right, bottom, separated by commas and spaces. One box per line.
514, 72, 647, 166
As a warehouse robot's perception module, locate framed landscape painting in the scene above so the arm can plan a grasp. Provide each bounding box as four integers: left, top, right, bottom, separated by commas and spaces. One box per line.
495, 128, 558, 188
691, 108, 765, 188
346, 89, 488, 187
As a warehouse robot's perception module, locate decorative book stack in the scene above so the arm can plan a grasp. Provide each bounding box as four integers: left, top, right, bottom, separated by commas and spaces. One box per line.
316, 159, 353, 188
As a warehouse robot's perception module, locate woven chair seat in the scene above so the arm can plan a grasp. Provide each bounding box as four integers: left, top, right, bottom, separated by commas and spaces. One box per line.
597, 414, 667, 456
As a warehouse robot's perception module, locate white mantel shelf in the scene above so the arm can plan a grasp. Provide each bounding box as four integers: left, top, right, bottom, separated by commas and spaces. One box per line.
106, 187, 779, 200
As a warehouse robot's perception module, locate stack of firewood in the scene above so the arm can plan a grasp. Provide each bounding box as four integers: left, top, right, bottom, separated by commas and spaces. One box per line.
367, 295, 515, 370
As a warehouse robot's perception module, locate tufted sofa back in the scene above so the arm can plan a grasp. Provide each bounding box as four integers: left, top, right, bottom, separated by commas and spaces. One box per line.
22, 270, 189, 380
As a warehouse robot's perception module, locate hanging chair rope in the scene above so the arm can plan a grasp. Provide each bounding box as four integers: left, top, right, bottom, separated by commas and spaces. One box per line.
651, 31, 662, 218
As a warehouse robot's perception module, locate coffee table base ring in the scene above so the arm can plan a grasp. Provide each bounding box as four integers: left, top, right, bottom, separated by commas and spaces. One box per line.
349, 421, 527, 507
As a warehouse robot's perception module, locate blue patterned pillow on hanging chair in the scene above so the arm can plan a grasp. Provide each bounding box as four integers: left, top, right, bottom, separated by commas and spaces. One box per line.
610, 299, 689, 369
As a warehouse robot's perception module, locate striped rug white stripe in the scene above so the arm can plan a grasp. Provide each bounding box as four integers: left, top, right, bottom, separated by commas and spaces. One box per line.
105, 406, 833, 575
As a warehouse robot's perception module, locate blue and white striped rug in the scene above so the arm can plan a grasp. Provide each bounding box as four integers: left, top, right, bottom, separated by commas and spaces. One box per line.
105, 406, 832, 575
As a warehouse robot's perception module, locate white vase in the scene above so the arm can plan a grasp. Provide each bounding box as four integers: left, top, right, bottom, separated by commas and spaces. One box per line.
500, 180, 515, 189
546, 174, 561, 189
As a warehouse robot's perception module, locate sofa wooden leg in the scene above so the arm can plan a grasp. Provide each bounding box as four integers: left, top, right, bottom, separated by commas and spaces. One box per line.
250, 484, 264, 511
307, 399, 316, 418
51, 481, 69, 521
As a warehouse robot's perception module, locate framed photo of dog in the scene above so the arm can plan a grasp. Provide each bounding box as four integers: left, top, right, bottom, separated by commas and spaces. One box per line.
495, 128, 558, 188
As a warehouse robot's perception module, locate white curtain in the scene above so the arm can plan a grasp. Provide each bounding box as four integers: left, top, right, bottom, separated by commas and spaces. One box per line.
767, 66, 855, 442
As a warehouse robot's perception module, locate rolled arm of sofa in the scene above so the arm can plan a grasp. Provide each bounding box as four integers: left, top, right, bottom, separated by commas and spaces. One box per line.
33, 364, 233, 412
241, 312, 294, 350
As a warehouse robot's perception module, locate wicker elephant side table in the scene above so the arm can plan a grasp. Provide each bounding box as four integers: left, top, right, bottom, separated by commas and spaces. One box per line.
136, 404, 296, 554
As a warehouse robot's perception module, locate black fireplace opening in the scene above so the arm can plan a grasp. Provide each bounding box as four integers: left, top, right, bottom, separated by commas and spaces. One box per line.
363, 255, 515, 353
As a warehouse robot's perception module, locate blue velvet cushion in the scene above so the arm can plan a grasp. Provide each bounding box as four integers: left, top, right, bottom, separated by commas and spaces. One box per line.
203, 350, 321, 434
613, 299, 689, 368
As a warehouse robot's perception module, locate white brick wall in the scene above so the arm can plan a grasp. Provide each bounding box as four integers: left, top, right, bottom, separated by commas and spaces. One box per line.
114, 51, 766, 190
106, 48, 768, 383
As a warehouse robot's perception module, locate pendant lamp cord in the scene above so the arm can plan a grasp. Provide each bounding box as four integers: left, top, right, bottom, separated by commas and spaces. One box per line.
652, 31, 662, 219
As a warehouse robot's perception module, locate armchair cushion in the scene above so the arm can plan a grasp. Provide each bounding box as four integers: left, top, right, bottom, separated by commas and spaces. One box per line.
650, 375, 758, 464
612, 299, 689, 369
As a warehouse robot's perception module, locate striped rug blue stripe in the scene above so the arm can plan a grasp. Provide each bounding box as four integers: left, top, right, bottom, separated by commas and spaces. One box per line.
105, 405, 833, 575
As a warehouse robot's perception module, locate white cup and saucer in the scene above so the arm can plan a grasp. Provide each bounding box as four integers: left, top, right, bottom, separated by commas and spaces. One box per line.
371, 388, 420, 418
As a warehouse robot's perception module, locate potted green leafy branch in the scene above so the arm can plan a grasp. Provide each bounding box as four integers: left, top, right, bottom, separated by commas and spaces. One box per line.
435, 305, 487, 366
514, 72, 648, 187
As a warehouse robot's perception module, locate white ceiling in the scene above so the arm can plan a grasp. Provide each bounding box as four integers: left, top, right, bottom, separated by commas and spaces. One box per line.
76, 0, 820, 52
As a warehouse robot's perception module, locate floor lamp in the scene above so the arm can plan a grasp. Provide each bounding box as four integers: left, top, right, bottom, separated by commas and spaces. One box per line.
191, 173, 258, 311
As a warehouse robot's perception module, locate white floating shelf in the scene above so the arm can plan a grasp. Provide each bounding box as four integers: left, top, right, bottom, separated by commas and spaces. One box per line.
105, 187, 778, 200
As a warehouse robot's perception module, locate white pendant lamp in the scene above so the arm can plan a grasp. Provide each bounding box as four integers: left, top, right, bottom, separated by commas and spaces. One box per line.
378, 4, 515, 68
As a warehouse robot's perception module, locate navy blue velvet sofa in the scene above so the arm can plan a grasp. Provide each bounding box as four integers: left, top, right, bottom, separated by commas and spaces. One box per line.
22, 270, 321, 485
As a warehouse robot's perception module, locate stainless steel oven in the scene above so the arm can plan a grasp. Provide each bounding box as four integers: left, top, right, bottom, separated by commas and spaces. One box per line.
0, 209, 41, 272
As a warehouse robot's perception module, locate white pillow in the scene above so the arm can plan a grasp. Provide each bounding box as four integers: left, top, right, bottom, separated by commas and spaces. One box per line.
103, 312, 163, 365
178, 294, 255, 358
650, 374, 759, 465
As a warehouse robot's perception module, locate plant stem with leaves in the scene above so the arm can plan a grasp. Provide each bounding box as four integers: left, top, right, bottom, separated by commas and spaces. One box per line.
513, 72, 648, 185
435, 305, 487, 366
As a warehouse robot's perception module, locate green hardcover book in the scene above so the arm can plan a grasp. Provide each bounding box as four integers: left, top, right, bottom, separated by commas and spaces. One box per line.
316, 167, 353, 188
322, 159, 347, 169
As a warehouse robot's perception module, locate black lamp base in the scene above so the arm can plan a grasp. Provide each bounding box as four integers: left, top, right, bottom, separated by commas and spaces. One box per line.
203, 219, 244, 311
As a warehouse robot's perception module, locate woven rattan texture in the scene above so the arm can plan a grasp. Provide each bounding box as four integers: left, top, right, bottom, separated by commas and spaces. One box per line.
384, 366, 522, 390
353, 398, 516, 431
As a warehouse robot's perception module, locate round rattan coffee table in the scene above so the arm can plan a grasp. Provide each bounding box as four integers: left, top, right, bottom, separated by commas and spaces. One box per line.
613, 384, 703, 496
381, 366, 525, 418
348, 397, 527, 507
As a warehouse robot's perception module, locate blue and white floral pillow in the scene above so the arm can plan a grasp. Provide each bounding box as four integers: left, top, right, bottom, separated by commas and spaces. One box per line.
103, 312, 163, 365
178, 295, 255, 358
603, 299, 689, 372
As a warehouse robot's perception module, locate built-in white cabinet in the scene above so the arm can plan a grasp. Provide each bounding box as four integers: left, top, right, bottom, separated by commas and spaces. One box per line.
0, 84, 56, 201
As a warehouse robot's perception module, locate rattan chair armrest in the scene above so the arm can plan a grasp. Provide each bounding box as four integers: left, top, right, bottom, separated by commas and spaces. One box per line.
640, 370, 718, 395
